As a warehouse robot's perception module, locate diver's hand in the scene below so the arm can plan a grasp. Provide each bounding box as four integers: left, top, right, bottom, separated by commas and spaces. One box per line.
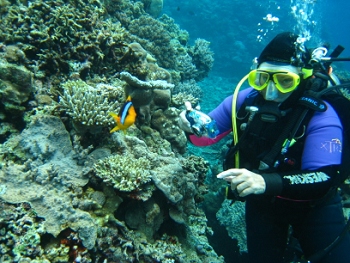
217, 168, 266, 197
178, 110, 193, 133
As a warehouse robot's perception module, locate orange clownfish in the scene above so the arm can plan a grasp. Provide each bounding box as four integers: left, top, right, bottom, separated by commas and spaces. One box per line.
109, 96, 137, 134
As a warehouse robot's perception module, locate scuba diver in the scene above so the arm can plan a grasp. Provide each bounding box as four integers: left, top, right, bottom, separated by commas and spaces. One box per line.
178, 32, 350, 263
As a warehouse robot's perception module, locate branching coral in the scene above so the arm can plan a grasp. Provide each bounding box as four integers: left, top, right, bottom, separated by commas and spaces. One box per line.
93, 153, 152, 192
58, 80, 124, 126
175, 54, 198, 81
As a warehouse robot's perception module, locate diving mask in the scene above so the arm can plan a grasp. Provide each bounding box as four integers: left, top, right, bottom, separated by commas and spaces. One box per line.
248, 69, 301, 93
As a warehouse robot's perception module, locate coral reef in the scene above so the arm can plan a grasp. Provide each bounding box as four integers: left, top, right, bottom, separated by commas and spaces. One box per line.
151, 107, 188, 154
0, 202, 44, 261
58, 80, 124, 129
216, 200, 247, 253
94, 153, 152, 192
188, 39, 215, 81
0, 0, 224, 262
0, 0, 212, 83
0, 115, 96, 250
0, 0, 127, 79
173, 79, 203, 100
0, 59, 34, 112
0, 113, 222, 262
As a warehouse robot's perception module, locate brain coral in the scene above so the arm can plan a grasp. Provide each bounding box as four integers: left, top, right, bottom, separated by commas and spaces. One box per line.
94, 153, 152, 192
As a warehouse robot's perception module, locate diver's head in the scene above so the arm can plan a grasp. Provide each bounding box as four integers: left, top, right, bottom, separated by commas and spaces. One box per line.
248, 32, 312, 103
257, 32, 311, 67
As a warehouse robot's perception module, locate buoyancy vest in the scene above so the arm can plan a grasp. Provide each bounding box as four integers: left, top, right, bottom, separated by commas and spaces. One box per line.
224, 90, 310, 173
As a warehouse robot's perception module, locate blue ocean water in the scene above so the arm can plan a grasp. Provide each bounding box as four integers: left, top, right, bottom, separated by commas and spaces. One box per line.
163, 0, 350, 107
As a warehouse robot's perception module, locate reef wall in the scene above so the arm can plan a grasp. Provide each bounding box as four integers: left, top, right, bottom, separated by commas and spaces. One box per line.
0, 0, 225, 262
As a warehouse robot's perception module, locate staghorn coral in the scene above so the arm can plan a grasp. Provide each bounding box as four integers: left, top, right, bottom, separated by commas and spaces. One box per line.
58, 79, 124, 127
93, 153, 152, 192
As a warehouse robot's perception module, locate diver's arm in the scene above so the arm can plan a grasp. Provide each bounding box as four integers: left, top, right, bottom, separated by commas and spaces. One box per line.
187, 88, 253, 146
262, 103, 343, 200
261, 165, 338, 200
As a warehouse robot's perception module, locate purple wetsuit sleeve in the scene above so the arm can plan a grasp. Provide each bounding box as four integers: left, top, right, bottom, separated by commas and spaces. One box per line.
302, 101, 342, 169
189, 88, 253, 146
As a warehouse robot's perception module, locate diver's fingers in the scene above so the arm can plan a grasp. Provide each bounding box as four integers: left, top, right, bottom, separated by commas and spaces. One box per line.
178, 110, 192, 133
230, 175, 246, 190
221, 175, 236, 183
217, 169, 243, 179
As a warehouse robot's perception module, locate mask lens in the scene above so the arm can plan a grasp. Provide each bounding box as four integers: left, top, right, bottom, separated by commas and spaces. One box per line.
248, 70, 300, 93
248, 70, 269, 90
273, 72, 300, 93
